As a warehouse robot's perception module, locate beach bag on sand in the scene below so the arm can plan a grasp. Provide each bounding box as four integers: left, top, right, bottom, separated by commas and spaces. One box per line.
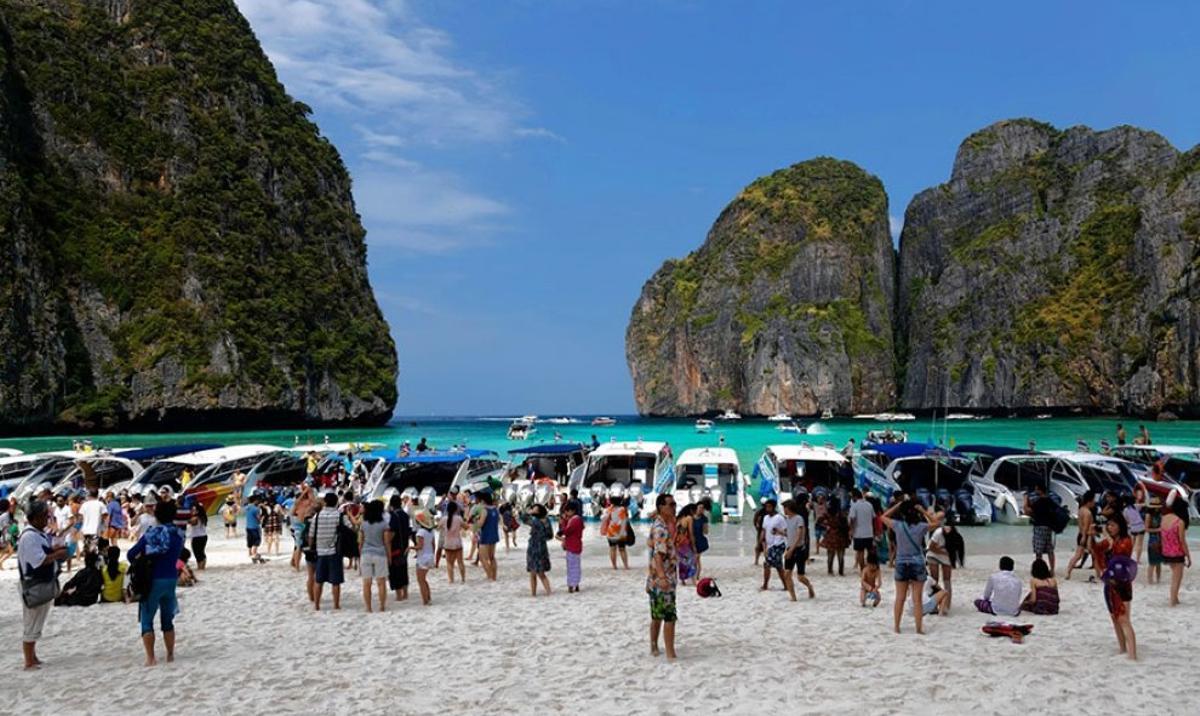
696, 577, 721, 598
982, 622, 1033, 644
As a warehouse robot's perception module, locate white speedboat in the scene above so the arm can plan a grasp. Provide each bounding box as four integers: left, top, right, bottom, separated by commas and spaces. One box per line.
570, 440, 673, 520
753, 443, 851, 508
545, 417, 578, 425
716, 409, 742, 421
694, 419, 715, 433
591, 416, 617, 426
946, 413, 976, 420
854, 444, 991, 524
777, 421, 805, 434
0, 453, 60, 496
503, 443, 590, 512
820, 409, 834, 420
363, 449, 505, 510
875, 412, 916, 422
507, 417, 537, 440
866, 429, 907, 444
767, 413, 791, 422
126, 445, 282, 500
675, 447, 746, 521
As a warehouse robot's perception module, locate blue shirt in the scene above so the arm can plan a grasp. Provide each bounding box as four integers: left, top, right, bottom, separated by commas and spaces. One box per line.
128, 527, 183, 580
107, 499, 127, 529
245, 504, 261, 530
479, 506, 500, 545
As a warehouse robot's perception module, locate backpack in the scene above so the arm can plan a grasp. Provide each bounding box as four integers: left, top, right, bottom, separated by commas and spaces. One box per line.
126, 554, 153, 602
1051, 504, 1071, 534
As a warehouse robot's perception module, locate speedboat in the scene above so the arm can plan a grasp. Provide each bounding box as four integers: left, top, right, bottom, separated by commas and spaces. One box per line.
1110, 444, 1199, 513
767, 413, 792, 422
546, 417, 579, 425
694, 419, 715, 433
570, 440, 674, 520
591, 416, 617, 427
9, 446, 151, 503
865, 429, 907, 444
674, 447, 746, 521
504, 443, 590, 511
0, 448, 22, 458
821, 409, 834, 420
51, 443, 226, 499
875, 412, 916, 422
128, 445, 282, 502
364, 449, 505, 510
507, 417, 537, 440
0, 453, 61, 497
716, 409, 742, 421
946, 413, 977, 420
953, 445, 1061, 524
753, 443, 851, 509
777, 420, 805, 434
855, 443, 991, 524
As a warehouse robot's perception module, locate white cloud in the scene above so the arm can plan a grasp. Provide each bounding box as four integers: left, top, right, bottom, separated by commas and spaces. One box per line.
236, 1, 549, 254
352, 168, 510, 253
889, 214, 903, 241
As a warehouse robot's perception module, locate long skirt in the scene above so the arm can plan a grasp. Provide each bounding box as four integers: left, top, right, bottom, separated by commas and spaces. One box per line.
565, 551, 582, 587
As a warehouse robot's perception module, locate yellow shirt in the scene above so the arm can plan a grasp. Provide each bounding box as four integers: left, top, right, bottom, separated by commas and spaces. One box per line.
101, 563, 127, 602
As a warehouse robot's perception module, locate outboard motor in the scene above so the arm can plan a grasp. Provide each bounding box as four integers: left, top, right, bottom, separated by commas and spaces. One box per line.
400, 487, 419, 505
954, 488, 975, 524
934, 488, 952, 511
627, 481, 645, 511
516, 485, 535, 509
535, 481, 557, 507
501, 483, 518, 506
810, 485, 829, 504
688, 486, 704, 508
417, 486, 437, 513
915, 488, 933, 509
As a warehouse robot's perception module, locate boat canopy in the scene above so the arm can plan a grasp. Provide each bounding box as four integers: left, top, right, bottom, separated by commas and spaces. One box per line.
373, 449, 495, 464
952, 444, 1034, 458
508, 443, 587, 456
115, 444, 223, 463
861, 441, 938, 461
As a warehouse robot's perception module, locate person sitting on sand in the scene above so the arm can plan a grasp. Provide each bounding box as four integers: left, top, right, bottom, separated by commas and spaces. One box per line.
176, 548, 197, 588
1020, 557, 1059, 614
920, 576, 950, 617
101, 545, 127, 603
56, 551, 102, 607
975, 556, 1022, 617
860, 551, 882, 607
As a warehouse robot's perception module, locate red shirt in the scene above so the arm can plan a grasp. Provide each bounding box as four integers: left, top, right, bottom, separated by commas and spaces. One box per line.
562, 515, 583, 554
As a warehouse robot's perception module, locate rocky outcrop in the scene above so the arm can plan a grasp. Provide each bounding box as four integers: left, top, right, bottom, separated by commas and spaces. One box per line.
898, 119, 1200, 414
0, 0, 397, 431
626, 158, 897, 416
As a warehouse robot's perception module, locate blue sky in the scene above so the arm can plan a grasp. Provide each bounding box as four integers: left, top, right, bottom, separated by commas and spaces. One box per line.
235, 0, 1200, 416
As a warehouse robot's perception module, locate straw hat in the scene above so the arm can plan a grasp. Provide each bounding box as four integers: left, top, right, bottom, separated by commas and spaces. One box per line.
414, 510, 435, 530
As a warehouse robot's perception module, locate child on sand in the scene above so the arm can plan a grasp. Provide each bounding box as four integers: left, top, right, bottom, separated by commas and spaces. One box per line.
221, 499, 238, 538
413, 511, 436, 606
177, 548, 197, 587
860, 551, 882, 607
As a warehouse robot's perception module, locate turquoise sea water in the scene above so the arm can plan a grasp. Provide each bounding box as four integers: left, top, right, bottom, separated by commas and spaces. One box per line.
2, 415, 1197, 471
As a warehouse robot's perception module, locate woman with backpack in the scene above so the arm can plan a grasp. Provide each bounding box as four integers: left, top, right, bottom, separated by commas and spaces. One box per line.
127, 500, 184, 666
601, 497, 631, 570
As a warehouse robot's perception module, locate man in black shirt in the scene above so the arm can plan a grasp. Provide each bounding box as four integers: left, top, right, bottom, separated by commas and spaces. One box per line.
1025, 483, 1057, 574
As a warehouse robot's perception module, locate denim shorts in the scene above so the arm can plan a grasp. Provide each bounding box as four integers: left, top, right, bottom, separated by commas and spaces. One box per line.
894, 558, 927, 583
315, 554, 344, 585
139, 578, 178, 635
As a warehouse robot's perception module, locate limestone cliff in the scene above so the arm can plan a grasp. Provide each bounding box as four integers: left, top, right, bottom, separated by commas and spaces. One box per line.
0, 0, 397, 431
626, 158, 897, 416
898, 119, 1200, 414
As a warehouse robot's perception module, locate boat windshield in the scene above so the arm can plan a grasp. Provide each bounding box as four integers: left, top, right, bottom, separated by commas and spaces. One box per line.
583, 454, 657, 488
893, 458, 971, 493
375, 461, 460, 496
58, 459, 138, 494
989, 458, 1052, 492
776, 458, 851, 495
676, 463, 735, 490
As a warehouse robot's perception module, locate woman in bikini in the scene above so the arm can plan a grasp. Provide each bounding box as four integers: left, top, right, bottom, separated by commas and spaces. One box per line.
1160, 497, 1192, 606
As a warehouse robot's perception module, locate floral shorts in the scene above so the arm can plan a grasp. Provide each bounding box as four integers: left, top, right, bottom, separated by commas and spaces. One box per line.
648, 588, 677, 622
765, 543, 785, 569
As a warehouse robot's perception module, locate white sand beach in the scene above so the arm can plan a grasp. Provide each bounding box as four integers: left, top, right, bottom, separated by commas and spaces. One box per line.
2, 524, 1195, 715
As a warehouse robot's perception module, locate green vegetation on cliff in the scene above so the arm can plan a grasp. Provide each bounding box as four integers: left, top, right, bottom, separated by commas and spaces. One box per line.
0, 0, 396, 427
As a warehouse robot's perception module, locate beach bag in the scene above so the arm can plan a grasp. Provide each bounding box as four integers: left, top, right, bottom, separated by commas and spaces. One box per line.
1051, 504, 1070, 534
624, 522, 637, 547
696, 577, 721, 598
126, 554, 153, 602
1103, 555, 1138, 584
336, 515, 357, 557
16, 538, 60, 609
